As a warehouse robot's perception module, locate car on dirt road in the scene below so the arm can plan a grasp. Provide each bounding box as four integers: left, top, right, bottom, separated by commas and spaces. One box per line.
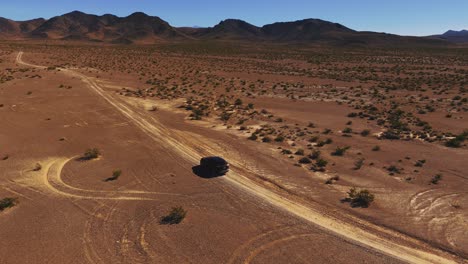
200, 156, 229, 175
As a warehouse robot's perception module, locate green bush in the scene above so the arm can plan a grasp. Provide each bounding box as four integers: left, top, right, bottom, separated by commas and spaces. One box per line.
316, 159, 328, 168
0, 197, 17, 211
431, 174, 443, 184
248, 134, 258, 141
360, 129, 371, 137
105, 170, 122, 182
347, 188, 374, 207
295, 149, 305, 156
354, 158, 365, 170
160, 206, 187, 225
83, 148, 100, 160
331, 146, 350, 156
298, 157, 312, 164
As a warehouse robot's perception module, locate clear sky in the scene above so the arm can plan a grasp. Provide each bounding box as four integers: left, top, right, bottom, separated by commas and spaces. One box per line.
1, 0, 467, 36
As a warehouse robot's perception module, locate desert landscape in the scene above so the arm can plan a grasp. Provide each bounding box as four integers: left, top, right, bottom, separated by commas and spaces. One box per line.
0, 9, 467, 264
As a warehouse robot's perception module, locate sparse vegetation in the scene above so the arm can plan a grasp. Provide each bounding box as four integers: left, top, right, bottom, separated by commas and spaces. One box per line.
83, 148, 100, 160
346, 188, 375, 208
331, 146, 350, 156
105, 169, 122, 182
160, 206, 187, 225
430, 174, 443, 185
0, 197, 17, 211
33, 163, 42, 171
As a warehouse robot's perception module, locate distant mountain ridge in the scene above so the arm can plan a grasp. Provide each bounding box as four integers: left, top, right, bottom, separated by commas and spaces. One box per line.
430, 30, 468, 43
0, 11, 455, 46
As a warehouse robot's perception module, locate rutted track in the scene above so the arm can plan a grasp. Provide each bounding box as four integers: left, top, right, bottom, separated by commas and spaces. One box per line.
16, 51, 463, 264
43, 158, 185, 200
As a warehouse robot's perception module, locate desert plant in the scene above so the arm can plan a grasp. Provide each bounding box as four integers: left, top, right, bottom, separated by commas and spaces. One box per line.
372, 145, 381, 151
360, 129, 371, 137
248, 134, 258, 141
295, 149, 305, 156
331, 146, 350, 156
1, 155, 8, 161
105, 170, 122, 182
316, 158, 328, 168
83, 148, 100, 160
431, 174, 443, 184
33, 163, 42, 171
274, 135, 285, 142
354, 158, 365, 170
347, 188, 375, 207
0, 197, 17, 211
298, 157, 312, 164
325, 176, 340, 184
308, 150, 321, 160
160, 206, 187, 225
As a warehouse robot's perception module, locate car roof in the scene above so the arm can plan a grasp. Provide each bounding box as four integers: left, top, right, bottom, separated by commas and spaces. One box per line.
202, 156, 227, 163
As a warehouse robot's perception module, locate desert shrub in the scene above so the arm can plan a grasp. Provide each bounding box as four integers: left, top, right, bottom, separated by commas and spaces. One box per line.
431, 174, 443, 184
347, 188, 375, 207
325, 176, 340, 184
387, 165, 401, 174
445, 131, 467, 148
262, 136, 272, 143
248, 134, 258, 141
281, 149, 292, 155
308, 150, 321, 160
354, 158, 365, 170
0, 197, 17, 211
2, 155, 8, 161
342, 127, 353, 134
83, 148, 100, 160
414, 160, 426, 167
298, 157, 312, 164
445, 138, 462, 148
295, 149, 305, 156
105, 170, 122, 182
234, 98, 243, 106
372, 145, 381, 151
316, 158, 328, 168
381, 130, 400, 140
360, 129, 371, 137
33, 163, 42, 171
331, 146, 350, 156
220, 112, 231, 121
274, 135, 285, 142
160, 206, 187, 225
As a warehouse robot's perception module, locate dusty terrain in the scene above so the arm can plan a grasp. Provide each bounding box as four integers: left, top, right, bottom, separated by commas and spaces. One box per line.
0, 42, 467, 264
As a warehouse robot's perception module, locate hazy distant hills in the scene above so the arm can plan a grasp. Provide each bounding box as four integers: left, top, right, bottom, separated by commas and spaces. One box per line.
430, 30, 468, 43
0, 11, 458, 46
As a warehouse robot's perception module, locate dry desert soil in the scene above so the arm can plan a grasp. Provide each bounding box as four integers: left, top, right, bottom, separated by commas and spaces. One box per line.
0, 41, 467, 264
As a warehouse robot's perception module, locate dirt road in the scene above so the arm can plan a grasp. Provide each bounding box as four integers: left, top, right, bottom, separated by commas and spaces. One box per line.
15, 51, 462, 264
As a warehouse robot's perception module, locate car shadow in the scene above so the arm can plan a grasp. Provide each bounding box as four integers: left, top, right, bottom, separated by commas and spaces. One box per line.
192, 165, 224, 179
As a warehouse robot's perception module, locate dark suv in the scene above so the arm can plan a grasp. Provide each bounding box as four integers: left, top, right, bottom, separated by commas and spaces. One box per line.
200, 156, 229, 175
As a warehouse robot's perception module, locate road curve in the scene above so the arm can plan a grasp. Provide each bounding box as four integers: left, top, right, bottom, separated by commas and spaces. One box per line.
16, 51, 463, 264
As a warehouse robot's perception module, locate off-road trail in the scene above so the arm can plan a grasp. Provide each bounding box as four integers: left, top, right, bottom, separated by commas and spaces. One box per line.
15, 51, 463, 264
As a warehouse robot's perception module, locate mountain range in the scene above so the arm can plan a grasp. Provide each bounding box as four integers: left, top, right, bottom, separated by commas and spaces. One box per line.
0, 11, 463, 46
430, 30, 468, 43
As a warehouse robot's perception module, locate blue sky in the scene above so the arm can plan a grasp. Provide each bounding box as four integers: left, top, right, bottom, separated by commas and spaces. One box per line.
1, 0, 467, 36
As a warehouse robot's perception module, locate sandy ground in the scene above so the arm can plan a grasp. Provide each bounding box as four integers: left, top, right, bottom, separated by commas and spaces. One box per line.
0, 47, 466, 264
